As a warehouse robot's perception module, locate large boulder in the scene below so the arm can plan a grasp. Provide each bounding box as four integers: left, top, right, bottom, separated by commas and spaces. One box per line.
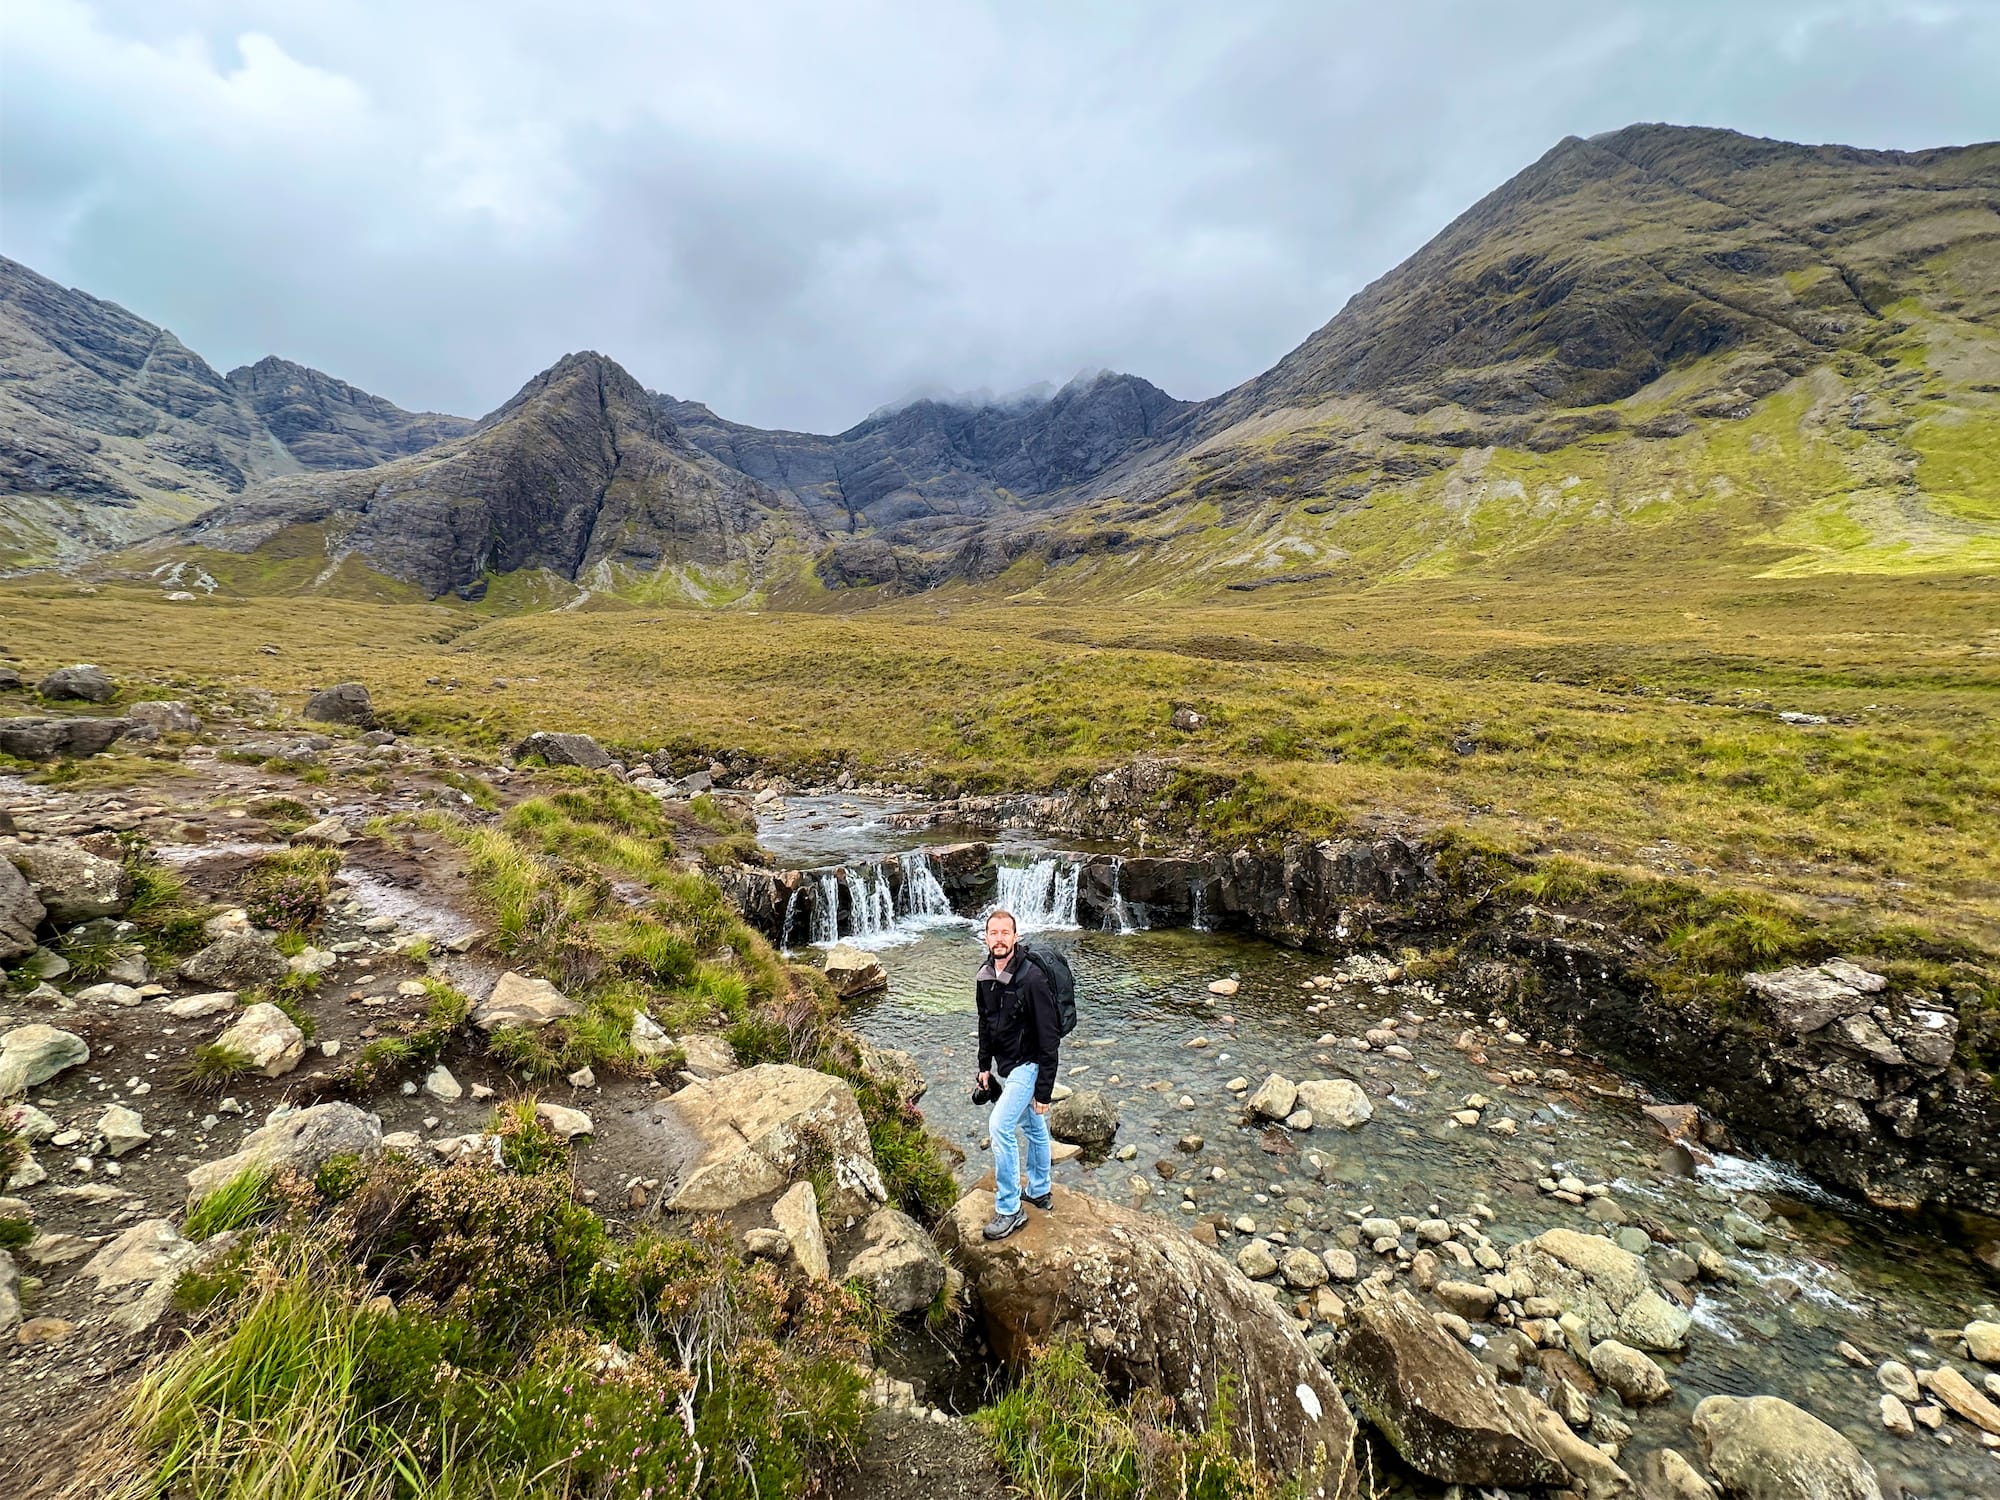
0, 1025, 90, 1098
472, 971, 582, 1030
1047, 1089, 1119, 1147
1, 837, 131, 924
1742, 962, 1886, 1038
303, 682, 375, 727
0, 857, 46, 961
646, 1063, 886, 1219
1335, 1290, 1568, 1489
1506, 1228, 1674, 1346
1691, 1395, 1881, 1500
37, 665, 115, 703
843, 1207, 947, 1314
514, 730, 611, 769
186, 1102, 384, 1205
213, 1002, 307, 1077
824, 942, 888, 1000
1295, 1078, 1373, 1129
1246, 1073, 1298, 1120
940, 1184, 1358, 1492
179, 932, 289, 989
854, 1039, 924, 1105
0, 717, 133, 760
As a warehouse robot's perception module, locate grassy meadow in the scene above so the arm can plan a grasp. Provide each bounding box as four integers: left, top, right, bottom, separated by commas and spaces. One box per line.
5, 558, 1996, 951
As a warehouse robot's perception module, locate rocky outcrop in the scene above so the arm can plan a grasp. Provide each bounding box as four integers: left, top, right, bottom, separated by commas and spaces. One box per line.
1691, 1394, 1882, 1500
939, 1184, 1358, 1493
1333, 1290, 1567, 1489
644, 1063, 886, 1219
0, 857, 45, 961
225, 355, 471, 469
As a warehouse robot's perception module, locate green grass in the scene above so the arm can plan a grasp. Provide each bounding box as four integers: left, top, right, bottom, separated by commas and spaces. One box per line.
335, 980, 472, 1096
184, 1167, 277, 1240
176, 1044, 255, 1097
974, 1341, 1283, 1500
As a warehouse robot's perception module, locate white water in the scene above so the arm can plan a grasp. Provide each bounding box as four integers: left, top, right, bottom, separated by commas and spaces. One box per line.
993, 856, 1081, 932
812, 870, 841, 946
806, 849, 973, 950
1100, 857, 1142, 935
778, 889, 801, 954
897, 849, 956, 920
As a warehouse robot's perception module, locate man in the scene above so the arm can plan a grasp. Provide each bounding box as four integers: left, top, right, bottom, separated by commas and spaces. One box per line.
975, 907, 1060, 1240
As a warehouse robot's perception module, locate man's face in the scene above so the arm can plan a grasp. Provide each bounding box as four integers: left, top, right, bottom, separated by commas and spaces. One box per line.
985, 916, 1017, 963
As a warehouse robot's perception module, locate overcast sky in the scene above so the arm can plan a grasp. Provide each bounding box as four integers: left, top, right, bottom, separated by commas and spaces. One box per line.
4, 2, 1996, 432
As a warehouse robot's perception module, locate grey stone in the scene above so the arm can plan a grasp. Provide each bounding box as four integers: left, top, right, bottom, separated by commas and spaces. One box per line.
304, 682, 375, 727
772, 1180, 830, 1280
213, 1002, 306, 1077
126, 699, 201, 735
1588, 1339, 1672, 1404
843, 1207, 947, 1314
186, 1102, 383, 1205
2, 837, 131, 924
0, 716, 133, 760
823, 942, 888, 1000
515, 730, 611, 769
1743, 964, 1881, 1036
1692, 1394, 1882, 1500
473, 970, 582, 1030
179, 932, 289, 989
37, 665, 115, 703
1245, 1073, 1298, 1120
1047, 1089, 1120, 1147
0, 1024, 90, 1097
650, 1063, 884, 1218
0, 855, 45, 961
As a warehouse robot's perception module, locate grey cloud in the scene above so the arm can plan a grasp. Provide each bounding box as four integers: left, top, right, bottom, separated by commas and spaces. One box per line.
3, 0, 1995, 433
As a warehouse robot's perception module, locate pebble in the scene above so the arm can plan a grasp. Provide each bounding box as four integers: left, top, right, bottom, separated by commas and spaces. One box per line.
1881, 1394, 1915, 1436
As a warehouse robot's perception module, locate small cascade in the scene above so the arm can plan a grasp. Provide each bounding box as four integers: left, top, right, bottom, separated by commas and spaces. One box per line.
1191, 880, 1211, 933
897, 849, 954, 919
779, 888, 800, 953
994, 856, 1081, 931
847, 863, 898, 943
1100, 857, 1140, 935
812, 870, 841, 945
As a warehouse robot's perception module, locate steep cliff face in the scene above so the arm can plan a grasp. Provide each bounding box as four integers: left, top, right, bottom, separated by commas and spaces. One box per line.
225, 356, 474, 470
182, 352, 820, 600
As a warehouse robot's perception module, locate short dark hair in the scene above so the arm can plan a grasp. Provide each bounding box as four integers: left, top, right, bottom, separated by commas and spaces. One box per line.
984, 909, 1018, 933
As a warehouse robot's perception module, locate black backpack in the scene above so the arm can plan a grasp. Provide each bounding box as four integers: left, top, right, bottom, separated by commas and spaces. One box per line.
1015, 940, 1078, 1039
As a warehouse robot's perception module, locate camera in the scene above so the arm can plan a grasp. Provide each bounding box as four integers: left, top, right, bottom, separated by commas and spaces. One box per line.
970, 1076, 1002, 1106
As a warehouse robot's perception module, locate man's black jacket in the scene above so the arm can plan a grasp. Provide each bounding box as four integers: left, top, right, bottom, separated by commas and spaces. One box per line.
976, 955, 1060, 1105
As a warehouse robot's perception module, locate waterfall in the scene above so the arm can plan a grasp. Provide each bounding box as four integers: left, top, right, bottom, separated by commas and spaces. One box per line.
1100, 857, 1142, 935
994, 856, 1081, 931
812, 870, 841, 945
1191, 880, 1211, 933
897, 849, 954, 919
857, 864, 898, 941
779, 888, 800, 953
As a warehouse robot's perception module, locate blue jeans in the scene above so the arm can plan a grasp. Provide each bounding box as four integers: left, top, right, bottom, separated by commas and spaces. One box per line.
989, 1062, 1051, 1216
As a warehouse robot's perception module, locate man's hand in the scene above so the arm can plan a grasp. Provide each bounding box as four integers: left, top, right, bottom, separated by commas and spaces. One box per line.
1032, 1100, 1049, 1115
977, 1071, 990, 1090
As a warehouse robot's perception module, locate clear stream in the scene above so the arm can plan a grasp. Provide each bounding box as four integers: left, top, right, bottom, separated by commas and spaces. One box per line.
759, 795, 1999, 1496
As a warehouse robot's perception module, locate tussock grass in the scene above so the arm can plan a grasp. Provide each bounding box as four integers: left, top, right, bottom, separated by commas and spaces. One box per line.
183, 1167, 276, 1241
176, 1043, 254, 1097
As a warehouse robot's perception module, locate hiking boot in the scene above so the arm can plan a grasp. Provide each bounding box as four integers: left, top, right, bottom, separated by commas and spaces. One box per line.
1026, 1191, 1053, 1211
982, 1207, 1028, 1241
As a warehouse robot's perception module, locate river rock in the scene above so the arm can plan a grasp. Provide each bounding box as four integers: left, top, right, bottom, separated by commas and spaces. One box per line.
649, 1063, 885, 1217
1246, 1073, 1298, 1120
0, 1025, 90, 1097
1926, 1363, 2000, 1434
97, 1104, 150, 1157
940, 1184, 1357, 1487
1691, 1394, 1881, 1500
37, 665, 115, 704
1588, 1338, 1672, 1404
1048, 1089, 1119, 1147
1507, 1228, 1658, 1345
1879, 1394, 1913, 1437
1283, 1247, 1331, 1289
214, 1002, 306, 1077
0, 716, 132, 760
2, 837, 131, 924
1618, 1289, 1693, 1352
1876, 1361, 1920, 1402
126, 700, 200, 735
1335, 1290, 1567, 1488
304, 682, 375, 727
0, 857, 45, 961
1436, 1280, 1499, 1320
1295, 1077, 1373, 1129
186, 1102, 383, 1205
1237, 1239, 1279, 1279
179, 932, 289, 989
1965, 1320, 2000, 1365
843, 1207, 947, 1314
473, 971, 582, 1030
770, 1180, 830, 1280
514, 730, 611, 769
824, 942, 888, 999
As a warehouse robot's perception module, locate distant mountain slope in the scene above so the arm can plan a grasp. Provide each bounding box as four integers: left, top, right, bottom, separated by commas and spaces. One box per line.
661, 370, 1193, 586
226, 356, 474, 470
181, 352, 821, 602
0, 255, 471, 567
